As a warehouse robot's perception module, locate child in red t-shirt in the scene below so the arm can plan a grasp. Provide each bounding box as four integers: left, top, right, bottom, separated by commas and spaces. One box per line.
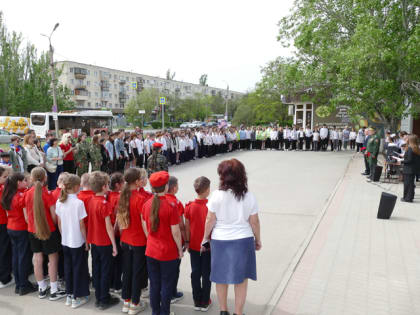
108, 172, 124, 294
86, 171, 119, 310
25, 167, 66, 300
1, 172, 36, 295
116, 168, 148, 314
185, 176, 212, 311
165, 176, 187, 303
142, 171, 183, 315
0, 166, 13, 289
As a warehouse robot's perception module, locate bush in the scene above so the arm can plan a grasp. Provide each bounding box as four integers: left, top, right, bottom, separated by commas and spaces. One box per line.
151, 121, 161, 129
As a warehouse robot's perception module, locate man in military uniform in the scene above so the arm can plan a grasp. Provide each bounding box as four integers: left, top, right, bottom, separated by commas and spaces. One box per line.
90, 135, 103, 172
147, 142, 168, 177
366, 127, 380, 182
74, 134, 91, 177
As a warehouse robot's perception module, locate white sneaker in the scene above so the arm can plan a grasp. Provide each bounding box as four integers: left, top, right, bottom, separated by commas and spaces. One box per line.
71, 296, 89, 309
0, 278, 14, 289
122, 301, 130, 313
65, 295, 73, 306
141, 288, 149, 298
128, 301, 146, 314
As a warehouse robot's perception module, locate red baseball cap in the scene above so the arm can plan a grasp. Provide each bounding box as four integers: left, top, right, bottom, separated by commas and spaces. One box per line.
153, 142, 163, 148
149, 171, 169, 187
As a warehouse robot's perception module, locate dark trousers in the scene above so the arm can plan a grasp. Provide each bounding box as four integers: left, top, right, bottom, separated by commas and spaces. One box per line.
321, 138, 328, 151
284, 139, 290, 150
364, 155, 371, 174
403, 174, 416, 202
291, 140, 297, 150
172, 259, 181, 296
63, 244, 90, 298
117, 155, 126, 172
255, 140, 261, 150
298, 138, 304, 150
63, 160, 75, 174
356, 142, 363, 152
91, 244, 112, 303
47, 165, 63, 191
279, 139, 284, 150
121, 243, 148, 305
136, 153, 144, 169
7, 229, 31, 289
110, 237, 122, 291
266, 138, 271, 149
0, 224, 12, 285
189, 250, 211, 304
350, 140, 356, 150
240, 140, 246, 149
369, 158, 377, 181
271, 140, 279, 150
305, 137, 312, 150
147, 257, 179, 315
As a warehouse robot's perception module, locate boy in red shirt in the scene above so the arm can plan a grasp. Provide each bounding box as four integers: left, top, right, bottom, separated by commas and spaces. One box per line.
86, 171, 119, 310
165, 176, 186, 304
185, 176, 212, 311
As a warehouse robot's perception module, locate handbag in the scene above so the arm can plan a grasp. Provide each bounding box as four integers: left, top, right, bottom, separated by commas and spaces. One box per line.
45, 161, 57, 173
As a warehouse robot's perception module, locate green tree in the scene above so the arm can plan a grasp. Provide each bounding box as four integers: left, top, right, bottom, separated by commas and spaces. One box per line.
199, 74, 208, 86
166, 69, 175, 80
273, 0, 420, 130
0, 12, 73, 116
125, 88, 161, 124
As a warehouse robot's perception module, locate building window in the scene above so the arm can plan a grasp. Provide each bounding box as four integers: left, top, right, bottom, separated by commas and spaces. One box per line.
109, 93, 112, 98
114, 84, 117, 89
87, 70, 90, 75
87, 102, 91, 107
94, 71, 97, 77
87, 81, 90, 86
120, 104, 124, 108
70, 68, 73, 73
95, 92, 98, 97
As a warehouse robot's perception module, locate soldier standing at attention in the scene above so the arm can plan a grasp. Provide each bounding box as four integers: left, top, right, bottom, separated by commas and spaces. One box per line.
90, 135, 103, 172
147, 143, 168, 177
366, 127, 380, 183
74, 133, 90, 177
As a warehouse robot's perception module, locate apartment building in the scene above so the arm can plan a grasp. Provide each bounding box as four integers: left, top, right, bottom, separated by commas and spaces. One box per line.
56, 61, 243, 114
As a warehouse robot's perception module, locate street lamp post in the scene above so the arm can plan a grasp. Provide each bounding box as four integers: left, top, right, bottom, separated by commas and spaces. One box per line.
222, 80, 229, 121
0, 64, 7, 116
41, 23, 60, 137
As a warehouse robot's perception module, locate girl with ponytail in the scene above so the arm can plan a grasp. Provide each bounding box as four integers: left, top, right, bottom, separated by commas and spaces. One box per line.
118, 167, 149, 314
1, 172, 36, 295
141, 171, 183, 315
56, 174, 90, 308
0, 166, 13, 289
108, 172, 124, 295
25, 167, 65, 300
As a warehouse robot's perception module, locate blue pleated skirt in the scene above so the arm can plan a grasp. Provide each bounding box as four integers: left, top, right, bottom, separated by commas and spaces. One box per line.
210, 237, 257, 284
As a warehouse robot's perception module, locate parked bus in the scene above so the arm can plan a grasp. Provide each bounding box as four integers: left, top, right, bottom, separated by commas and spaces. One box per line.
30, 110, 114, 138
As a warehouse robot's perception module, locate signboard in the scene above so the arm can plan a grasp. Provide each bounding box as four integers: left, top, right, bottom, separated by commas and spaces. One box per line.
138, 110, 146, 114
159, 97, 166, 105
288, 105, 294, 116
132, 82, 137, 89
53, 114, 58, 121
313, 105, 353, 128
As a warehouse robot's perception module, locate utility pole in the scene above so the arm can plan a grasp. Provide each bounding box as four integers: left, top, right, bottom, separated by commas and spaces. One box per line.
223, 81, 229, 120
42, 23, 60, 137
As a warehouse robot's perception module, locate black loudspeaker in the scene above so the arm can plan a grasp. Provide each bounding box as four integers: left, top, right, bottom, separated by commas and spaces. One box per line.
373, 166, 383, 182
377, 192, 397, 219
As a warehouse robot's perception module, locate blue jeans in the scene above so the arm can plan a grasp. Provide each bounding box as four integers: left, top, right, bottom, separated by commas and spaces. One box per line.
47, 165, 63, 190
7, 229, 32, 290
147, 257, 178, 315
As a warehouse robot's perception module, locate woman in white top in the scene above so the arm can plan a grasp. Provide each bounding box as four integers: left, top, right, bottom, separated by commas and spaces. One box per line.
349, 128, 357, 150
202, 159, 261, 315
23, 134, 44, 173
135, 133, 144, 168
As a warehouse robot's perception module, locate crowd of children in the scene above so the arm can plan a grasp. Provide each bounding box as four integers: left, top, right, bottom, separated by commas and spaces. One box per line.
0, 165, 212, 315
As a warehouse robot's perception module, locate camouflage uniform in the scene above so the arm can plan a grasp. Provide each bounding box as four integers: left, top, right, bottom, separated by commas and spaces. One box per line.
75, 140, 90, 176
90, 144, 103, 172
366, 132, 380, 181
147, 152, 168, 177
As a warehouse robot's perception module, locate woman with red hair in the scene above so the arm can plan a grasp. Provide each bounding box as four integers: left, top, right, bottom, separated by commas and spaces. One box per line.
202, 158, 261, 315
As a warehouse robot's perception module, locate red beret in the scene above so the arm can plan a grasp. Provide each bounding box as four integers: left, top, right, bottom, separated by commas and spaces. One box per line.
149, 171, 169, 187
153, 142, 163, 148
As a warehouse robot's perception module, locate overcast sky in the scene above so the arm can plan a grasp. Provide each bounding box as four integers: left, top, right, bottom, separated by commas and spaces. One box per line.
2, 0, 294, 93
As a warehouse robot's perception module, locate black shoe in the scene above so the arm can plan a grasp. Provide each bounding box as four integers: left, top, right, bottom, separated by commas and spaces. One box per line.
38, 288, 48, 299
95, 300, 100, 308
361, 172, 369, 175
20, 283, 38, 296
49, 289, 66, 301
98, 296, 120, 310
401, 198, 413, 203
220, 312, 230, 315
15, 286, 19, 294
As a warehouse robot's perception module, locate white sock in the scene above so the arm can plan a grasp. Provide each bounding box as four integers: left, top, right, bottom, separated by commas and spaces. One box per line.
38, 280, 47, 291
50, 281, 58, 294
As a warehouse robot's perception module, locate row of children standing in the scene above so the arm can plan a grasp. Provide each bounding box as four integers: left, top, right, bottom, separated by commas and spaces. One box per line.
0, 165, 212, 315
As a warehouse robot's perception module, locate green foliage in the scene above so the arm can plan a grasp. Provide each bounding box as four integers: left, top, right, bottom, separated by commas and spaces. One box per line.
0, 12, 73, 116
272, 0, 420, 130
199, 74, 208, 86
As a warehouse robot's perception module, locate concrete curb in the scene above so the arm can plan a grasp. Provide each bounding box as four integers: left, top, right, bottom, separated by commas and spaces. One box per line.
263, 153, 356, 315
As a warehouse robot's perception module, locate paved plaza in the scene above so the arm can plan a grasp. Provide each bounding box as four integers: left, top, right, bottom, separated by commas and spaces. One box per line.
0, 149, 360, 314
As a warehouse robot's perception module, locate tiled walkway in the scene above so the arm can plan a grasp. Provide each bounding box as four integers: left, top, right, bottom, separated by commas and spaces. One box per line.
273, 155, 420, 315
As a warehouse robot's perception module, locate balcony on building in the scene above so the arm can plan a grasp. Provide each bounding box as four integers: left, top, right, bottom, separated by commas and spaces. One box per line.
74, 88, 89, 101
74, 67, 87, 79
119, 78, 126, 85
101, 80, 110, 91
119, 92, 128, 101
